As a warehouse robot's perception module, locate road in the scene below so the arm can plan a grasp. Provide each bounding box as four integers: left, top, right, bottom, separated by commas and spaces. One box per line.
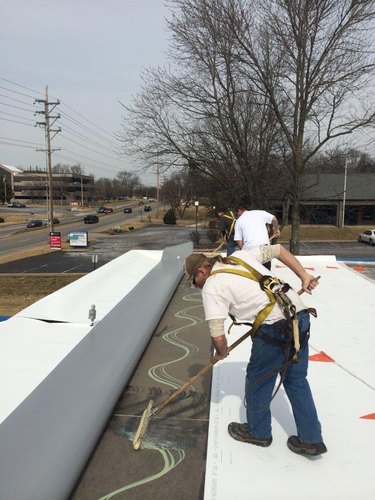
0, 202, 158, 259
0, 222, 374, 276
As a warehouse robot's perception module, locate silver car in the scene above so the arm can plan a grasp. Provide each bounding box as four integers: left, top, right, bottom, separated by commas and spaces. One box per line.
358, 229, 375, 246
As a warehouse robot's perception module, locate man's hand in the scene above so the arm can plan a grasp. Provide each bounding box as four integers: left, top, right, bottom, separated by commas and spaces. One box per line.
301, 273, 320, 294
270, 229, 281, 241
213, 348, 229, 361
212, 334, 229, 361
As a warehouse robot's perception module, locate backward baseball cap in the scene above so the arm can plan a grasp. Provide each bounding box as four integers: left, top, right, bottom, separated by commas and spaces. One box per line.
184, 253, 207, 282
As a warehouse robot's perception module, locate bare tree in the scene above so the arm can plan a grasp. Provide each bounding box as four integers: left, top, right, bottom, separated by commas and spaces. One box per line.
119, 0, 289, 209
52, 163, 72, 174
116, 170, 141, 197
119, 0, 375, 252
162, 171, 192, 217
223, 0, 375, 252
70, 164, 85, 175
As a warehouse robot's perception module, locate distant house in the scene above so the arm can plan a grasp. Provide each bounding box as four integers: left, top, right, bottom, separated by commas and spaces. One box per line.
299, 173, 375, 225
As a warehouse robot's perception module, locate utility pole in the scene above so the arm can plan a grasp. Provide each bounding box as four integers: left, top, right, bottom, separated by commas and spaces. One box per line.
80, 173, 84, 208
156, 164, 160, 201
35, 86, 61, 234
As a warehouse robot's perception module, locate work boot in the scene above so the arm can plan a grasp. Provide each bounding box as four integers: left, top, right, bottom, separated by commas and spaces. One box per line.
287, 435, 327, 456
228, 422, 272, 447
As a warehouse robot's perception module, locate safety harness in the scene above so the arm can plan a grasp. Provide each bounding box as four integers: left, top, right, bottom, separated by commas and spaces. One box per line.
222, 210, 236, 240
210, 255, 301, 362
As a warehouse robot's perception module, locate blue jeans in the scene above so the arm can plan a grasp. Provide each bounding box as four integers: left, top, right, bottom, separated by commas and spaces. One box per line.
245, 310, 323, 443
226, 239, 237, 256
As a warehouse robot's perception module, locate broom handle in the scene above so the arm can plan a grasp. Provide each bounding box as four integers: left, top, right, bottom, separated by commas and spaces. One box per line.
153, 358, 217, 415
153, 278, 319, 416
153, 320, 260, 415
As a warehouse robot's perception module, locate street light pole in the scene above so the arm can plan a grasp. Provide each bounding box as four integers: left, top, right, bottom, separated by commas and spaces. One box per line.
341, 155, 348, 228
194, 200, 199, 244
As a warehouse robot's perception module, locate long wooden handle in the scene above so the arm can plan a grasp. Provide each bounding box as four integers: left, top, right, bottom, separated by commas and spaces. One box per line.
153, 276, 320, 416
153, 358, 217, 415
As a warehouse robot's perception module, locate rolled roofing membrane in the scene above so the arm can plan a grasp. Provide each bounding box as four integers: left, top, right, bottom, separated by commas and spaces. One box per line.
204, 256, 375, 500
0, 242, 192, 500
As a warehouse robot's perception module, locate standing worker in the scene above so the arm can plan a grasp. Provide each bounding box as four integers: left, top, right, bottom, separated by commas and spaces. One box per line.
184, 244, 327, 456
235, 205, 281, 269
217, 208, 237, 256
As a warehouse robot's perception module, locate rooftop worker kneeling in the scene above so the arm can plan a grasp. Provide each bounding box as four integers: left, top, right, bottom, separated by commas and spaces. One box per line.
184, 245, 327, 457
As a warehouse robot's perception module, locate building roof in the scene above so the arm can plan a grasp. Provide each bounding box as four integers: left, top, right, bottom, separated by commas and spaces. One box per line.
205, 256, 375, 499
0, 164, 23, 174
302, 173, 375, 201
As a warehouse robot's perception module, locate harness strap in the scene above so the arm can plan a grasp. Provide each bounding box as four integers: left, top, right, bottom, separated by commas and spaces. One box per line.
222, 211, 236, 239
211, 257, 276, 339
229, 255, 301, 360
210, 256, 301, 360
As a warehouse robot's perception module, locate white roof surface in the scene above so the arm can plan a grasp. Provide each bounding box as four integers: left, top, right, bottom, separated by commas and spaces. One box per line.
0, 164, 23, 173
204, 256, 375, 500
0, 249, 163, 424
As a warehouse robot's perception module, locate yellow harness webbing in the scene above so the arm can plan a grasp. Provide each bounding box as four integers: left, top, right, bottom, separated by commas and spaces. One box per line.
210, 256, 300, 359
222, 211, 236, 239
210, 256, 276, 338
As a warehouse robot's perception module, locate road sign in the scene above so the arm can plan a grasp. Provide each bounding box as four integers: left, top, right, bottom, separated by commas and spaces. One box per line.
50, 231, 62, 249
69, 231, 88, 247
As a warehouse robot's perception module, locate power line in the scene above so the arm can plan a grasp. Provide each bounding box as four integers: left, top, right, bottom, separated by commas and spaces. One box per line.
54, 151, 123, 175
0, 75, 129, 178
59, 109, 118, 148
0, 140, 39, 149
0, 135, 44, 147
0, 84, 37, 100
59, 132, 121, 161
0, 101, 36, 113
0, 116, 35, 126
0, 76, 44, 97
60, 100, 118, 140
0, 110, 35, 123
0, 93, 35, 107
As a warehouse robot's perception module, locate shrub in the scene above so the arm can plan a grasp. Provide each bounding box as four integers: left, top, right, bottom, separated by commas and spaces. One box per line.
190, 230, 201, 247
163, 209, 177, 225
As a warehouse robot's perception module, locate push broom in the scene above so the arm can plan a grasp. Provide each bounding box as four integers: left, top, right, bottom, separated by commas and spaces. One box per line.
132, 324, 253, 450
132, 278, 319, 450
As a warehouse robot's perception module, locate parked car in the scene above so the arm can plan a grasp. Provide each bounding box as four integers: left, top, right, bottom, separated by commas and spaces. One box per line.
8, 202, 26, 208
144, 205, 152, 212
26, 219, 43, 228
138, 201, 145, 205
124, 207, 133, 214
97, 207, 113, 214
84, 215, 99, 224
42, 218, 60, 226
358, 229, 375, 246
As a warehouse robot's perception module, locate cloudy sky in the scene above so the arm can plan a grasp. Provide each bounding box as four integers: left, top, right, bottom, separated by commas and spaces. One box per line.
0, 0, 171, 185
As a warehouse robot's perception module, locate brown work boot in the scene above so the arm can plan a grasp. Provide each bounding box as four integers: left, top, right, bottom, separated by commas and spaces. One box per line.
287, 435, 327, 456
228, 422, 272, 447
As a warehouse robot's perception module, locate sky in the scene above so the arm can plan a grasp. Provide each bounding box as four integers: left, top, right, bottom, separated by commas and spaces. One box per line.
0, 0, 171, 185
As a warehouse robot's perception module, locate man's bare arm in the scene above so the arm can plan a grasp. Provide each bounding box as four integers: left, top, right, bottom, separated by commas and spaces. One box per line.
278, 246, 319, 294
212, 335, 229, 360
